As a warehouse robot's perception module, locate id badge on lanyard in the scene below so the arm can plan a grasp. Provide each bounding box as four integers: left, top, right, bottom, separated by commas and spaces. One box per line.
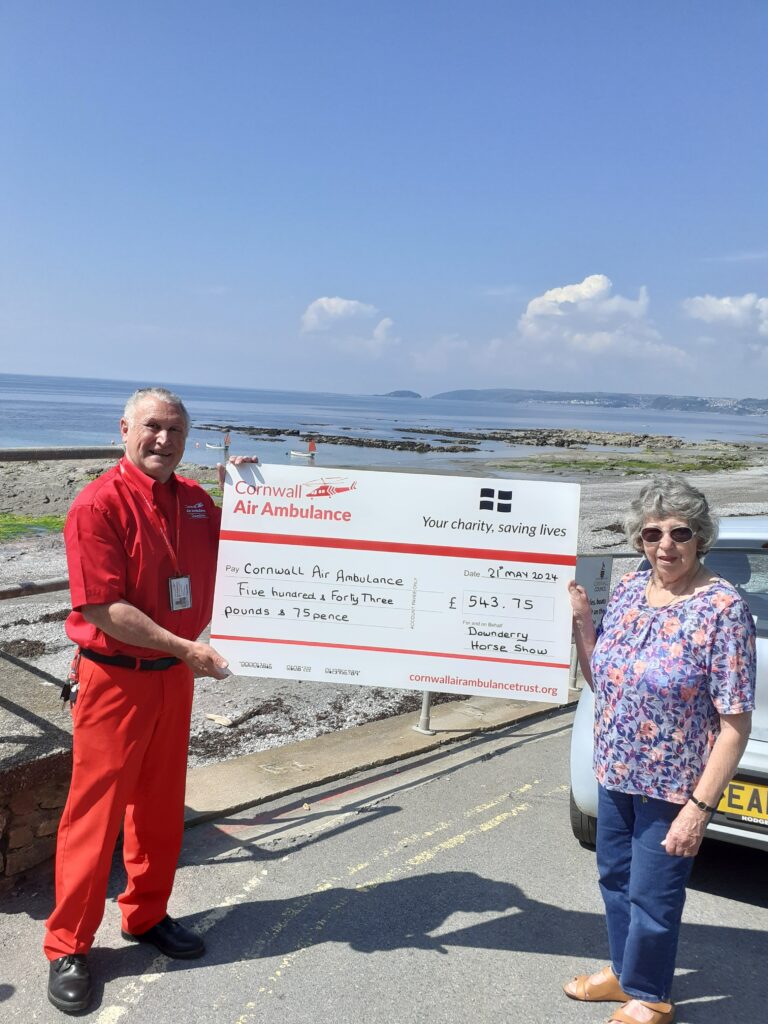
169, 574, 193, 611
120, 462, 193, 613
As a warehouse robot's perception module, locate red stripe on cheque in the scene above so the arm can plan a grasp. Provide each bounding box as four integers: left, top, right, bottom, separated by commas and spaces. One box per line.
219, 530, 576, 566
209, 633, 569, 670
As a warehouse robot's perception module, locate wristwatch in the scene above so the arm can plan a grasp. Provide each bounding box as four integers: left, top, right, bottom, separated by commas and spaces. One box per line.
689, 794, 718, 814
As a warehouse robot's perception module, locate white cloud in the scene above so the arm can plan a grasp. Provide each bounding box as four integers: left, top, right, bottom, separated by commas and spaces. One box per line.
404, 274, 694, 391
300, 296, 397, 357
520, 274, 649, 326
683, 292, 768, 336
517, 274, 681, 362
372, 317, 394, 345
301, 296, 378, 333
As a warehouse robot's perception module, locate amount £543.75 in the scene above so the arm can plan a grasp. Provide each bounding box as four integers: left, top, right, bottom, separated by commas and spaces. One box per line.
463, 592, 555, 622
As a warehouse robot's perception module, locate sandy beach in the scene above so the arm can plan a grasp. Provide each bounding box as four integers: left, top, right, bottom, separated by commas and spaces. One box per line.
2, 450, 768, 767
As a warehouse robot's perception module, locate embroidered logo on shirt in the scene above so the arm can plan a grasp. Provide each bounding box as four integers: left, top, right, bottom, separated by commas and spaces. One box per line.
185, 501, 209, 520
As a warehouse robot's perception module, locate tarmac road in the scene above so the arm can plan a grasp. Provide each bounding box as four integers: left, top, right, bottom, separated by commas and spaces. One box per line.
2, 708, 767, 1023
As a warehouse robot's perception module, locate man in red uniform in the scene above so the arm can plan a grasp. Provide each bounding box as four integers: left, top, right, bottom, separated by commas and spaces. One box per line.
44, 387, 243, 1013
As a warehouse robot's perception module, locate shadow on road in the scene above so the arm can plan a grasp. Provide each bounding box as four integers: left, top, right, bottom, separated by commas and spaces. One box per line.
689, 836, 768, 908
68, 864, 766, 1022
186, 716, 575, 866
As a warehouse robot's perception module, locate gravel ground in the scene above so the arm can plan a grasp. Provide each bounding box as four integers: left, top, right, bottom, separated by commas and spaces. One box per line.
3, 457, 768, 767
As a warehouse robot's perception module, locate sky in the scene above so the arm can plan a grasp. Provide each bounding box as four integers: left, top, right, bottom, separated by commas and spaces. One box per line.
1, 1, 767, 399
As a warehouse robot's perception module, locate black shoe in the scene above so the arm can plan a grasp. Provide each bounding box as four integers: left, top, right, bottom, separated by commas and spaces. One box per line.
121, 915, 205, 959
48, 954, 92, 1014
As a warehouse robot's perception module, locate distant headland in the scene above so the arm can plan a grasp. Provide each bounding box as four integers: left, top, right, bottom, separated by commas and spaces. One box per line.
428, 387, 768, 416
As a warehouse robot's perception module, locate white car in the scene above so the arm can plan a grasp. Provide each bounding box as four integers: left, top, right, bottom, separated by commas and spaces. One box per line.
570, 516, 768, 851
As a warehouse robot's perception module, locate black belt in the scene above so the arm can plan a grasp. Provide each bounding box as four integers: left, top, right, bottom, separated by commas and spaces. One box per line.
79, 648, 181, 672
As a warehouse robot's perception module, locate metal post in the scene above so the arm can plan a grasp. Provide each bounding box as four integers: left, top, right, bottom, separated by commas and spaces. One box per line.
412, 691, 436, 735
569, 642, 580, 690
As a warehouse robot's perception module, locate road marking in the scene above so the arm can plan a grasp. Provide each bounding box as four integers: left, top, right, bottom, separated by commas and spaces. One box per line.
96, 1008, 128, 1024
232, 792, 542, 1015
93, 725, 569, 1020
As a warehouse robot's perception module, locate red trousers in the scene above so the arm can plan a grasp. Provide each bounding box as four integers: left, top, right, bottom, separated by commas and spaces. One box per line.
44, 657, 194, 960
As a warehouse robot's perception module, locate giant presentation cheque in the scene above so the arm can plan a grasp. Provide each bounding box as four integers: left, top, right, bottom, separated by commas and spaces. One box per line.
210, 465, 580, 703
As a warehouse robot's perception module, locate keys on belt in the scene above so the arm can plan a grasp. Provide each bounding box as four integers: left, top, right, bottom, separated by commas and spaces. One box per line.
61, 650, 81, 706
60, 648, 183, 707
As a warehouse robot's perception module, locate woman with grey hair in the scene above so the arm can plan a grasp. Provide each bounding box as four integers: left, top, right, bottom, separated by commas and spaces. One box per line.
623, 474, 719, 556
563, 475, 755, 1024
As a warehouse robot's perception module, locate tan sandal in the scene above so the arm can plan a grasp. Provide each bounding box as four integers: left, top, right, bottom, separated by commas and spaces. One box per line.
563, 965, 630, 1002
609, 999, 675, 1024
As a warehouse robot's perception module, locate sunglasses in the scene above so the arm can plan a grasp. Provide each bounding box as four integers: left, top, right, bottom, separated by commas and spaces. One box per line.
640, 526, 695, 544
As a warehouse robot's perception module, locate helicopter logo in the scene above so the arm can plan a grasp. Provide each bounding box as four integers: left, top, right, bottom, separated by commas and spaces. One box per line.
305, 477, 358, 499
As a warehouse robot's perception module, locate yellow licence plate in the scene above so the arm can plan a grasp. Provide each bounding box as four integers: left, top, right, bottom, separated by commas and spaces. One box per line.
718, 779, 768, 827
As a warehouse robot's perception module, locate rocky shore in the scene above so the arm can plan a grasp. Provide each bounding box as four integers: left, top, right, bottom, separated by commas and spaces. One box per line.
396, 425, 687, 449
2, 431, 768, 768
196, 421, 768, 474
199, 421, 701, 455
199, 423, 481, 453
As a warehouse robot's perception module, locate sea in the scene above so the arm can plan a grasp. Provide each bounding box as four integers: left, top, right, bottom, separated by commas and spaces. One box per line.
2, 372, 767, 473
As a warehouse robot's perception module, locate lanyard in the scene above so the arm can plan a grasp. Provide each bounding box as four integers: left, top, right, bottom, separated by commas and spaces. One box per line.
119, 462, 182, 575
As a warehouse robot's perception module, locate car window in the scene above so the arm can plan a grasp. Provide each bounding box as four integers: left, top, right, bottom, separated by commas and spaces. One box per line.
704, 550, 768, 639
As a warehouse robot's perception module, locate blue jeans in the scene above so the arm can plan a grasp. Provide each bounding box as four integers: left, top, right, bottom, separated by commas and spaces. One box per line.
597, 785, 694, 1002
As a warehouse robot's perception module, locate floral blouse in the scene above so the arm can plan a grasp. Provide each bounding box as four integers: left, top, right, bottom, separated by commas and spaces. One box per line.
591, 570, 756, 803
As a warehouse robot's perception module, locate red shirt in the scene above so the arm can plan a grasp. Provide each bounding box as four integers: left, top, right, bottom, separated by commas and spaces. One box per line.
64, 456, 222, 657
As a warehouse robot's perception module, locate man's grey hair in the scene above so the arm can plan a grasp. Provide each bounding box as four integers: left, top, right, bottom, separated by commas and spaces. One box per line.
123, 387, 191, 433
624, 474, 718, 554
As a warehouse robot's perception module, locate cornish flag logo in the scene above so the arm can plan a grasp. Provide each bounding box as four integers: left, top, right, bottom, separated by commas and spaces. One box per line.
479, 487, 512, 513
